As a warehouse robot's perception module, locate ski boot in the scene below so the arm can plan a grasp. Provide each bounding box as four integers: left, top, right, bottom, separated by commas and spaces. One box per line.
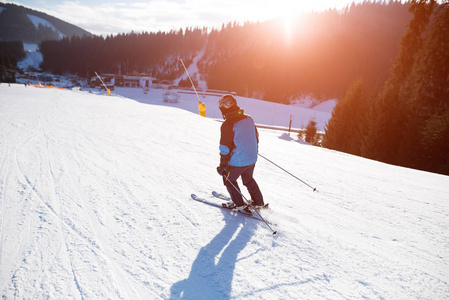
248, 199, 269, 210
235, 205, 252, 214
223, 201, 236, 209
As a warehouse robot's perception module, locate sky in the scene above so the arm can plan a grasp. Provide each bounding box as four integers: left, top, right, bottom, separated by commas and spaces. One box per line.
2, 0, 369, 36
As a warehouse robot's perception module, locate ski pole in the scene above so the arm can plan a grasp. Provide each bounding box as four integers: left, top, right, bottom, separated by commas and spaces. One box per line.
258, 153, 318, 192
95, 71, 111, 95
222, 173, 277, 235
179, 59, 201, 103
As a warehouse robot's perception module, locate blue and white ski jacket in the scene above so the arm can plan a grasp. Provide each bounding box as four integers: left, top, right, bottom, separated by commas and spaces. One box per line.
219, 109, 259, 167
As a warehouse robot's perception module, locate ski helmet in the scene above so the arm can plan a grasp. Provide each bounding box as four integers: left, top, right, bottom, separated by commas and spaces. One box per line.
218, 95, 237, 112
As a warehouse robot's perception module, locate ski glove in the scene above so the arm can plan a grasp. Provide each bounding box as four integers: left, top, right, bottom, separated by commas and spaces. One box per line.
216, 166, 227, 176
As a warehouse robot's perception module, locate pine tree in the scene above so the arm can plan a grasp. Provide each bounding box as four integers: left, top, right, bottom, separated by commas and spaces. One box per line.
323, 79, 368, 155
402, 2, 449, 173
423, 109, 449, 174
320, 1, 448, 174
363, 0, 436, 165
362, 82, 404, 162
305, 118, 318, 145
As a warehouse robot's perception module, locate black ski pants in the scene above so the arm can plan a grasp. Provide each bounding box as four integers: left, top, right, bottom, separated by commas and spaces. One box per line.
222, 164, 264, 207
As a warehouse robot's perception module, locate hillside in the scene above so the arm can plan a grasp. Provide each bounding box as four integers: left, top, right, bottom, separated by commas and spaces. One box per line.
0, 3, 92, 43
0, 84, 448, 299
36, 1, 413, 102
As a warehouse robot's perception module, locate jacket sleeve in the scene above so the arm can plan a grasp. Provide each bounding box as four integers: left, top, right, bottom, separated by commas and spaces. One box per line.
219, 122, 234, 167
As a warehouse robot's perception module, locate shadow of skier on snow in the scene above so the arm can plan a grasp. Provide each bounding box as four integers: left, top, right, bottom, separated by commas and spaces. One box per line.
170, 209, 257, 300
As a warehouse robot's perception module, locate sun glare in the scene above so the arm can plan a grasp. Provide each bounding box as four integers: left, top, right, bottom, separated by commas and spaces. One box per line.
282, 15, 294, 41
266, 0, 309, 41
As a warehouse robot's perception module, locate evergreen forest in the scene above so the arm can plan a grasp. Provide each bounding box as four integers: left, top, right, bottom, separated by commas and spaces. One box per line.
40, 28, 206, 79
0, 41, 25, 82
324, 0, 449, 175
39, 1, 412, 101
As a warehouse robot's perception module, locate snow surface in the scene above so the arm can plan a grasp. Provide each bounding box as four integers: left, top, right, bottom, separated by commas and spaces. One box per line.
175, 48, 207, 91
17, 43, 43, 70
0, 83, 448, 299
112, 87, 333, 131
27, 14, 64, 38
312, 99, 337, 113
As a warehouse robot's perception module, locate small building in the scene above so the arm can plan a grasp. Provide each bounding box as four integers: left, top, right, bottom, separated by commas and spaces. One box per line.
123, 75, 152, 88
123, 76, 140, 87
90, 74, 152, 88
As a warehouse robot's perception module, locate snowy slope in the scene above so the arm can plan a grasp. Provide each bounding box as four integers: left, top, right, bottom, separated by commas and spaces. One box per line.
0, 84, 448, 299
27, 14, 64, 38
17, 43, 43, 70
175, 49, 207, 91
113, 87, 333, 131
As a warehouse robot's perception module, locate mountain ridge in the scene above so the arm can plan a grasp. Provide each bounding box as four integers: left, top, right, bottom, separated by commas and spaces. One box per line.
0, 2, 92, 43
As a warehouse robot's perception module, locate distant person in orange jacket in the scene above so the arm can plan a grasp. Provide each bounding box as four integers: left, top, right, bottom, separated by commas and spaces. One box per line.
198, 101, 206, 117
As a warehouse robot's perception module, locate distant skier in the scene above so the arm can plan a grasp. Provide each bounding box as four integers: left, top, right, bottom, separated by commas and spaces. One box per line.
216, 94, 264, 213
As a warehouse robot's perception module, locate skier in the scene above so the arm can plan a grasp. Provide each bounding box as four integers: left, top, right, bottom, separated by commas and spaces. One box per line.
216, 94, 265, 213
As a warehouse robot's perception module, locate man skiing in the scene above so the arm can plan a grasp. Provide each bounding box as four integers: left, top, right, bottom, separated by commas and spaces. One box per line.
216, 94, 265, 213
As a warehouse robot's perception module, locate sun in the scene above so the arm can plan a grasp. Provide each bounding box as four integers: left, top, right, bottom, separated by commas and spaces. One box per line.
282, 14, 294, 41
265, 0, 310, 41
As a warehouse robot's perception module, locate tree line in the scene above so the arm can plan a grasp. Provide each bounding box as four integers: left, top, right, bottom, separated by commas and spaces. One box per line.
40, 28, 207, 79
0, 41, 24, 82
324, 0, 449, 175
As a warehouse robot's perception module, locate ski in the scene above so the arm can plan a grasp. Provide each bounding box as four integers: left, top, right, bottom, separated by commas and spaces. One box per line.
190, 194, 271, 224
212, 191, 270, 209
211, 191, 230, 200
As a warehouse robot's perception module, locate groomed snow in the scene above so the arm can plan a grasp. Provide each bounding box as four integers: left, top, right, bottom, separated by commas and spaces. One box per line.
17, 50, 43, 70
0, 84, 448, 299
112, 87, 333, 131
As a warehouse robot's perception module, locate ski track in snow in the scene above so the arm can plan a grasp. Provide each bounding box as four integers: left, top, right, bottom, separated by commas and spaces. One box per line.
0, 84, 448, 299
